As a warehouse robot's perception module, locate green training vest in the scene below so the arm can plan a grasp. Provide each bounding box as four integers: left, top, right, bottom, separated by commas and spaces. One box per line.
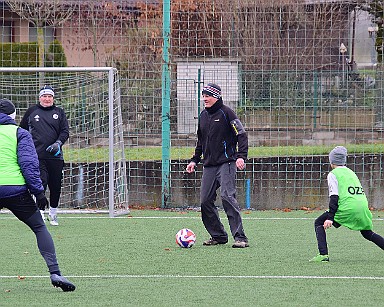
0, 125, 26, 185
331, 167, 372, 230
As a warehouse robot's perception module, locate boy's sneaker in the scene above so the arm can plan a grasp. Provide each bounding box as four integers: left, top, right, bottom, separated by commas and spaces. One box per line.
232, 240, 249, 248
309, 254, 329, 262
48, 214, 59, 226
50, 274, 76, 292
203, 238, 227, 246
40, 210, 46, 222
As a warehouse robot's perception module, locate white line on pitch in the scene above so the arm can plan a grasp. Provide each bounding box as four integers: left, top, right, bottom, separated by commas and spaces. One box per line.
1, 215, 384, 221
0, 216, 318, 220
1, 274, 384, 280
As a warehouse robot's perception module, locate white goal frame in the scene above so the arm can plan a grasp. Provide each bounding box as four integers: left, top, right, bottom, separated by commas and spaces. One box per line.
0, 67, 129, 217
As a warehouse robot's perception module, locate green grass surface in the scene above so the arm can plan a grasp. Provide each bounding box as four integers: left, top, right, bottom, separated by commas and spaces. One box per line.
65, 144, 384, 162
2, 209, 384, 306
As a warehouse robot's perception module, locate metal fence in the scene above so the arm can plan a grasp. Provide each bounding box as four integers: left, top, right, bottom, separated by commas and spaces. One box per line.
1, 0, 384, 210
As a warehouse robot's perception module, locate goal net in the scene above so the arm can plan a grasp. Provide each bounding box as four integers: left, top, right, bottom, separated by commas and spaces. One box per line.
0, 67, 129, 217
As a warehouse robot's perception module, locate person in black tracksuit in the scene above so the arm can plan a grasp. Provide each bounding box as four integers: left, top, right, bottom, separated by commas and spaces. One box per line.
186, 83, 249, 248
20, 85, 69, 226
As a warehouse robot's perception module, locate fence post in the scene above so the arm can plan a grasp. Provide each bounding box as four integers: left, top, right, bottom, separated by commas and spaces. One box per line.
161, 0, 171, 208
245, 179, 251, 209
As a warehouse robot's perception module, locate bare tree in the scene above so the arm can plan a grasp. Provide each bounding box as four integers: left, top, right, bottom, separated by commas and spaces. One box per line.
170, 0, 352, 71
5, 0, 75, 68
70, 1, 134, 66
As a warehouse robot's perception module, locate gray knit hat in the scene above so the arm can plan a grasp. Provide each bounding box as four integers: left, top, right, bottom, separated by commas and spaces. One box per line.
329, 146, 347, 166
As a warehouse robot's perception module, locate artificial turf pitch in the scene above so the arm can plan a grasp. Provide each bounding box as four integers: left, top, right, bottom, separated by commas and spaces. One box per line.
1, 209, 384, 306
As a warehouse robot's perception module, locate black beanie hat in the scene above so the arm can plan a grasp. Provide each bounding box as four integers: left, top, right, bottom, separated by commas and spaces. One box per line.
202, 83, 221, 99
0, 98, 16, 119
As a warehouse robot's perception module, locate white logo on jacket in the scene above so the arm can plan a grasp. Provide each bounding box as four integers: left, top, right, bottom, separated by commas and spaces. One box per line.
34, 115, 40, 121
53, 114, 59, 119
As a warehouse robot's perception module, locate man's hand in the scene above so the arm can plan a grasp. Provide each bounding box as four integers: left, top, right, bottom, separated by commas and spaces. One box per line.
46, 140, 62, 156
323, 219, 333, 229
236, 158, 245, 170
186, 161, 196, 173
36, 193, 49, 211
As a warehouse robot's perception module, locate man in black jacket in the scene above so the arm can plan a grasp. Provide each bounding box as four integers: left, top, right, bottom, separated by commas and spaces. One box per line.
186, 83, 249, 248
20, 85, 69, 226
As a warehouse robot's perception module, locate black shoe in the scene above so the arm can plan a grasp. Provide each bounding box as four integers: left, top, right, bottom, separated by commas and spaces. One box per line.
50, 274, 76, 292
203, 238, 227, 246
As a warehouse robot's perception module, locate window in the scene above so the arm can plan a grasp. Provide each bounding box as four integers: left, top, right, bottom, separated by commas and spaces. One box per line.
29, 23, 55, 46
0, 21, 12, 43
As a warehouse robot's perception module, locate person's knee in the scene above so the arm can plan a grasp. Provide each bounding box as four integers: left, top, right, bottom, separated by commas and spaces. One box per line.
220, 194, 231, 205
314, 217, 323, 227
361, 230, 373, 241
314, 212, 329, 227
201, 193, 217, 205
25, 210, 46, 232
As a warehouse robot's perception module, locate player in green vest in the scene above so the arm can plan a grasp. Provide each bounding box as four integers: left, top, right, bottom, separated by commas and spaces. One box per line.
310, 146, 384, 262
0, 99, 75, 291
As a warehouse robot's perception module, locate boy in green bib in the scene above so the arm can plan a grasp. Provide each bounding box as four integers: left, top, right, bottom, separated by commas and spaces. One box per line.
310, 146, 384, 262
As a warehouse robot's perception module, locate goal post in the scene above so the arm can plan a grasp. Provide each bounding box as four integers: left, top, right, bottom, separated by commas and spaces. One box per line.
0, 67, 129, 217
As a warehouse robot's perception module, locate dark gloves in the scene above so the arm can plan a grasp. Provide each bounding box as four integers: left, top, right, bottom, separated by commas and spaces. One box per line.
46, 140, 62, 156
36, 193, 49, 210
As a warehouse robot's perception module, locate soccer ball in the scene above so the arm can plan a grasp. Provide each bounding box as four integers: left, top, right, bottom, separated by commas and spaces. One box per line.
175, 228, 196, 248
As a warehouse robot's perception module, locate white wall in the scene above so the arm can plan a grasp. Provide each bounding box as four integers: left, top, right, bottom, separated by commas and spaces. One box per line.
176, 58, 241, 134
352, 10, 377, 68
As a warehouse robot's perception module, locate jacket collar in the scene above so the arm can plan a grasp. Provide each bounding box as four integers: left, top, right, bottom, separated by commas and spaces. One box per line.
38, 103, 55, 110
0, 113, 16, 125
205, 98, 223, 114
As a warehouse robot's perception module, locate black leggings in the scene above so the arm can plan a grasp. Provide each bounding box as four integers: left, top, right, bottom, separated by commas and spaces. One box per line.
1, 192, 60, 274
39, 159, 64, 208
314, 211, 384, 255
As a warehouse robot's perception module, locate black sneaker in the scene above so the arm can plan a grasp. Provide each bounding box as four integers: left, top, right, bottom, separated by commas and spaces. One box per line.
203, 238, 227, 246
50, 274, 76, 292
